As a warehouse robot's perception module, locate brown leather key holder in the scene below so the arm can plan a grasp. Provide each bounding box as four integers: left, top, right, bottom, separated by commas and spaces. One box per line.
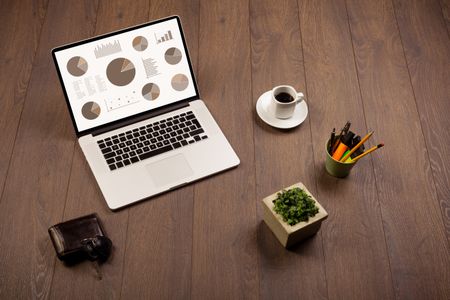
48, 213, 112, 265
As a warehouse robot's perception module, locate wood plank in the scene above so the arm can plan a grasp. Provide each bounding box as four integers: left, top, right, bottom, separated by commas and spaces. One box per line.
49, 1, 148, 299
191, 0, 259, 298
345, 0, 450, 298
249, 0, 328, 299
0, 0, 98, 298
393, 0, 450, 245
0, 0, 48, 201
120, 1, 199, 299
440, 0, 450, 33
297, 0, 395, 299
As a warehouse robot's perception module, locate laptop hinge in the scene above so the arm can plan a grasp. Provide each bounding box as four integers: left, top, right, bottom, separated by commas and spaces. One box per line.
91, 101, 190, 137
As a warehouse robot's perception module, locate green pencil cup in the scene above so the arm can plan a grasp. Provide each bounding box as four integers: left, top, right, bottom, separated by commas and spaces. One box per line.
325, 139, 356, 178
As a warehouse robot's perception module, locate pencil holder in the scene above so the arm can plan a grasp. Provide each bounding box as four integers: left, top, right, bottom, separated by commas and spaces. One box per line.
325, 139, 356, 178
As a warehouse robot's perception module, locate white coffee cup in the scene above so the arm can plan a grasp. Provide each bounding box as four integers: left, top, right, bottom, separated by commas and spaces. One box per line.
269, 85, 306, 119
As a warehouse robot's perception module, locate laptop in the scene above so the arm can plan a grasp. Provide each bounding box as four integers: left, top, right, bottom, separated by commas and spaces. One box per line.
52, 16, 239, 210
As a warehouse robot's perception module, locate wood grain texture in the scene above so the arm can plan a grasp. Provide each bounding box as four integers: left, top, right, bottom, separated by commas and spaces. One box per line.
49, 1, 148, 299
440, 0, 450, 34
346, 0, 450, 298
249, 0, 328, 299
0, 0, 449, 298
120, 1, 199, 297
298, 0, 395, 299
393, 0, 450, 245
0, 0, 48, 201
0, 0, 98, 298
191, 0, 259, 298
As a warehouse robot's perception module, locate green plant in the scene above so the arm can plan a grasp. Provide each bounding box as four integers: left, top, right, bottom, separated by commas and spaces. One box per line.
272, 187, 319, 226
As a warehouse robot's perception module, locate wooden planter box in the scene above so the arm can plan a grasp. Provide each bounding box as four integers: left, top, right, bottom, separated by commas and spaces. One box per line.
262, 182, 328, 248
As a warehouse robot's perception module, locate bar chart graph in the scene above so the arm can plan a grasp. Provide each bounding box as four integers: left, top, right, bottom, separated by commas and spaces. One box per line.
154, 30, 173, 44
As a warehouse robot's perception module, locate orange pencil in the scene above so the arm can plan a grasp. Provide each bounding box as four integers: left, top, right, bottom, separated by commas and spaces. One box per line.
352, 143, 384, 162
340, 131, 374, 162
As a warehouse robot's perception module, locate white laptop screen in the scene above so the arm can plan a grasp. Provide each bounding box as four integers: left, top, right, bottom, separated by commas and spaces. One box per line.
53, 17, 198, 134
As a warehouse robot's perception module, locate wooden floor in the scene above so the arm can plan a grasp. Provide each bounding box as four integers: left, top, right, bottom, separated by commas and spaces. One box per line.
0, 0, 449, 298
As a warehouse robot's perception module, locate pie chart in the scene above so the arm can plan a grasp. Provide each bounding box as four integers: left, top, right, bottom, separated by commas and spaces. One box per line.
171, 74, 189, 91
106, 58, 136, 86
67, 56, 88, 77
164, 47, 182, 65
132, 36, 148, 51
81, 101, 101, 120
142, 83, 160, 100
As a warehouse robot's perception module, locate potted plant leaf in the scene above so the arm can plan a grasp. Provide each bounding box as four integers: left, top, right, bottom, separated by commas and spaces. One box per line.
262, 182, 328, 248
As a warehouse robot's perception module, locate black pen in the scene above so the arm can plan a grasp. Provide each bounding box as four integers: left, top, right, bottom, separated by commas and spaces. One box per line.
329, 128, 335, 154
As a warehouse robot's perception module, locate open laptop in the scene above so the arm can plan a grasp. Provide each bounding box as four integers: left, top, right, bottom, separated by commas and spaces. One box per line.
52, 16, 239, 210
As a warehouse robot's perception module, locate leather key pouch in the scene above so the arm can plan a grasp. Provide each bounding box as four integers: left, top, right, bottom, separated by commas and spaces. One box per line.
48, 213, 111, 264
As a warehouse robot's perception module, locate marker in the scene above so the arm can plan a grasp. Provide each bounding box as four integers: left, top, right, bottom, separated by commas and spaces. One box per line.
332, 121, 351, 154
352, 143, 384, 162
340, 131, 374, 162
332, 131, 355, 161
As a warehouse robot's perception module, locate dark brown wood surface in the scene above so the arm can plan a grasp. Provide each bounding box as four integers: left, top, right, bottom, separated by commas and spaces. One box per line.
0, 0, 449, 299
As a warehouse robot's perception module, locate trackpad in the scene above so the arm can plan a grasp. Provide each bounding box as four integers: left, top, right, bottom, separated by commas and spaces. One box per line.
146, 154, 193, 187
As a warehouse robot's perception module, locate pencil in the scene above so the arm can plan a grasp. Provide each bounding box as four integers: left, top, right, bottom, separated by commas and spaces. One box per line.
340, 131, 374, 162
352, 143, 384, 162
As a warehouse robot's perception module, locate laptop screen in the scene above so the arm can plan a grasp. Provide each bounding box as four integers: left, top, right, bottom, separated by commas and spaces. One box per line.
53, 16, 198, 134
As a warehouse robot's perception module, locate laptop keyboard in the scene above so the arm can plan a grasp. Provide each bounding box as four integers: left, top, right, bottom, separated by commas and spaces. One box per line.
97, 111, 208, 171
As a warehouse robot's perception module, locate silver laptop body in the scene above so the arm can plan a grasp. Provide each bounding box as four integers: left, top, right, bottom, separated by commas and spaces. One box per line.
53, 16, 239, 210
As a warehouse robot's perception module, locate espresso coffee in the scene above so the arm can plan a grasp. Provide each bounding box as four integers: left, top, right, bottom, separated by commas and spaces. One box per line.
275, 92, 294, 103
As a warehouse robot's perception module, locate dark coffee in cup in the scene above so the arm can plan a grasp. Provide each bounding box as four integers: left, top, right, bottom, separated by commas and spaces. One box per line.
275, 92, 294, 103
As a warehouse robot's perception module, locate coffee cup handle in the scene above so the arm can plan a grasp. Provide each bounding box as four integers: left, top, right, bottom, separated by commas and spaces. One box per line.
296, 92, 306, 104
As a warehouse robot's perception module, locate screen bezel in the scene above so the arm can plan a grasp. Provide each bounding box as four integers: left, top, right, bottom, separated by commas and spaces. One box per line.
52, 16, 199, 137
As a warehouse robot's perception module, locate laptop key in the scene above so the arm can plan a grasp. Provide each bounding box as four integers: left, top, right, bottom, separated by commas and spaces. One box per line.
112, 145, 119, 150
117, 149, 123, 155
123, 153, 130, 159
156, 142, 163, 147
144, 140, 150, 145
190, 128, 204, 136
163, 140, 169, 145
139, 145, 173, 160
129, 151, 136, 156
139, 136, 146, 141
104, 152, 116, 159
106, 141, 113, 146
123, 159, 131, 166
126, 140, 132, 146
130, 156, 139, 163
99, 143, 106, 149
143, 146, 149, 152
201, 135, 208, 139
186, 114, 195, 120
102, 147, 112, 154
181, 140, 188, 146
136, 149, 143, 154
130, 145, 137, 150
116, 162, 124, 168
194, 135, 201, 141
169, 137, 176, 143
150, 144, 156, 150
106, 158, 115, 164
173, 142, 181, 148
183, 133, 189, 139
109, 164, 117, 171
192, 119, 201, 128
176, 136, 183, 141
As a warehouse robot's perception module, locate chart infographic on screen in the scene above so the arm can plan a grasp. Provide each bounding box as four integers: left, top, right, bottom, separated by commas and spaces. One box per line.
54, 18, 196, 132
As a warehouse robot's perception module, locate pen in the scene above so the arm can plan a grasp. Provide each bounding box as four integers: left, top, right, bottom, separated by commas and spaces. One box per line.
352, 143, 384, 162
329, 128, 336, 154
332, 121, 351, 154
340, 131, 374, 162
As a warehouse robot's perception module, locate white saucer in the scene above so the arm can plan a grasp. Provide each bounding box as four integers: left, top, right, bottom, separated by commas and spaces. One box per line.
256, 91, 308, 129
